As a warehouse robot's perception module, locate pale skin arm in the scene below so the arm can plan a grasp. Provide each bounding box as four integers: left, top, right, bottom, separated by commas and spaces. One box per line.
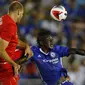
0, 38, 20, 76
17, 39, 26, 49
18, 39, 33, 58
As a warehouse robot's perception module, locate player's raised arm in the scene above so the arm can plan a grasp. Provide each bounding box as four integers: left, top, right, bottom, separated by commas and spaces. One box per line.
68, 48, 85, 55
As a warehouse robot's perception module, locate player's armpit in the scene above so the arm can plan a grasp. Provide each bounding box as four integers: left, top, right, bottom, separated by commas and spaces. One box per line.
0, 38, 9, 50
17, 39, 26, 49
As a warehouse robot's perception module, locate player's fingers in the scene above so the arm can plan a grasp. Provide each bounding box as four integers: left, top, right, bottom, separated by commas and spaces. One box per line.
24, 50, 33, 58
14, 65, 20, 76
19, 65, 23, 72
24, 50, 29, 56
29, 50, 33, 56
24, 51, 27, 56
14, 67, 18, 76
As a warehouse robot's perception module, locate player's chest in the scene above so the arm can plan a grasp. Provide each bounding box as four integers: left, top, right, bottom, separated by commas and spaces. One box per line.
10, 31, 18, 44
34, 51, 60, 65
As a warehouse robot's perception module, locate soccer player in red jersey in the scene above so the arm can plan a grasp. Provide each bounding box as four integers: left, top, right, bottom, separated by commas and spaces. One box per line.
0, 1, 33, 85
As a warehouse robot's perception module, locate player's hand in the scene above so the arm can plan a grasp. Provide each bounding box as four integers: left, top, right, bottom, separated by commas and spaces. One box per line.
13, 63, 20, 76
24, 44, 33, 59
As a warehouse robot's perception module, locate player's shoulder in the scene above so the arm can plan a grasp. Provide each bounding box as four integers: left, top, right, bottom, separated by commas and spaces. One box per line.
53, 44, 68, 51
2, 14, 16, 25
31, 46, 39, 52
53, 44, 62, 49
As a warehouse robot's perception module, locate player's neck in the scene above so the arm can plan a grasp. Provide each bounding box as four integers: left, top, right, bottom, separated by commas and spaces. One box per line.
8, 13, 17, 23
41, 47, 49, 53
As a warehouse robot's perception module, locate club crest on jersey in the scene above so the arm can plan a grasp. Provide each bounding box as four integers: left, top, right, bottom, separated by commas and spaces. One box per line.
50, 52, 56, 58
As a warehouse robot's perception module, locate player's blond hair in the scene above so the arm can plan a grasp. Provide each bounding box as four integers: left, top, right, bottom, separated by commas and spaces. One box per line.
9, 1, 23, 13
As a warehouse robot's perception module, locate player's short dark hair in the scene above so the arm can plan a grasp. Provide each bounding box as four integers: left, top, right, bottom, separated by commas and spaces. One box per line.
9, 1, 23, 13
37, 29, 52, 46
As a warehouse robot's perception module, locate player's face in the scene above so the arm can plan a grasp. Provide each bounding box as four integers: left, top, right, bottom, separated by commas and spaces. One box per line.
45, 35, 54, 49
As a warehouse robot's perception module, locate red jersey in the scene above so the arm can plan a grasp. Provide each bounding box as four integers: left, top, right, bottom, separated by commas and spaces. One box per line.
0, 14, 18, 76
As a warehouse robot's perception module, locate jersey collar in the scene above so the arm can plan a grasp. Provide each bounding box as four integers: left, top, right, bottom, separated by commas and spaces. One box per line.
40, 48, 49, 55
6, 14, 16, 24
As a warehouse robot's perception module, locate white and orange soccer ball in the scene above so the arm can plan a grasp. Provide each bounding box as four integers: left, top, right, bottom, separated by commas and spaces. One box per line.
50, 5, 67, 21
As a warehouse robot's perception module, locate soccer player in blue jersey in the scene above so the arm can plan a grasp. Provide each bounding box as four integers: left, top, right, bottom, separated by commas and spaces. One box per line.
16, 29, 85, 85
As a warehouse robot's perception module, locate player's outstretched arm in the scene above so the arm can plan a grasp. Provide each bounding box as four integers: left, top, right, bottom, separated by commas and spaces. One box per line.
15, 54, 29, 65
68, 48, 85, 55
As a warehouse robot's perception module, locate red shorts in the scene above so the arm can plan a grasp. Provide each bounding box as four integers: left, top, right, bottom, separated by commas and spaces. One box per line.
0, 62, 20, 85
0, 75, 19, 85
0, 48, 23, 85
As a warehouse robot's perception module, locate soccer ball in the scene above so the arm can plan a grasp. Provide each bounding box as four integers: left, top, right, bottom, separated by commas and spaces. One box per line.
50, 5, 67, 21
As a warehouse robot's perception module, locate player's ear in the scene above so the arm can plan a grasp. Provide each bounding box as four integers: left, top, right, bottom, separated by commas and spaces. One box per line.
40, 41, 43, 46
15, 10, 19, 16
18, 10, 19, 15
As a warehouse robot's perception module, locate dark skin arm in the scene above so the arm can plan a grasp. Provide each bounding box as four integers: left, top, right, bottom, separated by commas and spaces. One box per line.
59, 48, 85, 83
15, 48, 85, 64
15, 56, 28, 64
14, 56, 28, 72
68, 48, 85, 55
15, 53, 29, 65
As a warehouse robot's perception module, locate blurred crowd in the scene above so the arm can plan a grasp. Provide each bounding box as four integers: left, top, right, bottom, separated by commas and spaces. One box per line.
0, 0, 85, 85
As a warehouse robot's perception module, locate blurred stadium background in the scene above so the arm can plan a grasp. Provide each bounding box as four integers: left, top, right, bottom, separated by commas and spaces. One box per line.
0, 0, 85, 85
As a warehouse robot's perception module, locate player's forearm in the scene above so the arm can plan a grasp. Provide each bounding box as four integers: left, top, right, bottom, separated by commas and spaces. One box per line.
17, 39, 30, 49
68, 48, 85, 55
0, 49, 16, 65
15, 55, 28, 64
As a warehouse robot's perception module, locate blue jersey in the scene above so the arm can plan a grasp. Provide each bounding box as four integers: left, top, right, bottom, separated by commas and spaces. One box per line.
30, 45, 69, 85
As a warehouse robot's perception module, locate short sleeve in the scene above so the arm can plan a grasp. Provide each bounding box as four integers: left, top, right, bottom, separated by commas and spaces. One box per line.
31, 46, 36, 56
31, 46, 38, 59
55, 45, 69, 57
0, 24, 15, 42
